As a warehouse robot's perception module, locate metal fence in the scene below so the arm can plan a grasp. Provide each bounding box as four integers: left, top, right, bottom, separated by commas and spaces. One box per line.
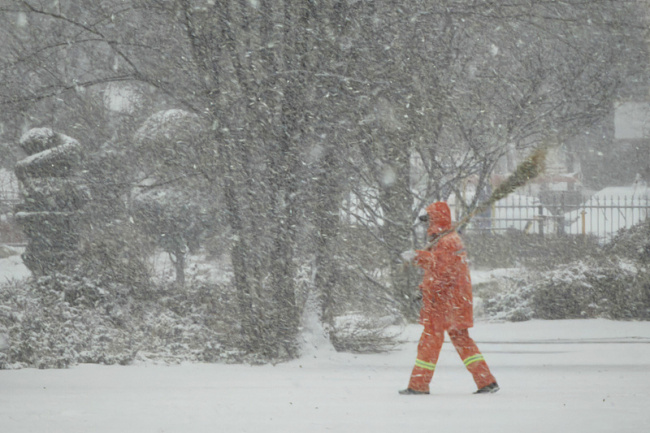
465, 193, 650, 243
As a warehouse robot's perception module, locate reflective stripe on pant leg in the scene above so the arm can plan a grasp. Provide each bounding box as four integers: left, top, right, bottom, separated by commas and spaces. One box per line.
463, 354, 485, 367
415, 359, 436, 371
449, 329, 497, 389
407, 329, 444, 392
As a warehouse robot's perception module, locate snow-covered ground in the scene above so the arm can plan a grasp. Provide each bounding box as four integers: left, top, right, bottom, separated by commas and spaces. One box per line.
1, 251, 650, 433
0, 252, 30, 282
1, 320, 649, 433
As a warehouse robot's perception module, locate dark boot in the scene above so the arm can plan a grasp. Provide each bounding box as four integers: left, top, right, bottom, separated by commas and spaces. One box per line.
399, 388, 430, 395
474, 382, 499, 394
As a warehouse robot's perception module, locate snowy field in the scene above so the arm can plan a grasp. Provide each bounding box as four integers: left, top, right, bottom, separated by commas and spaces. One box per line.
1, 320, 649, 433
2, 253, 650, 432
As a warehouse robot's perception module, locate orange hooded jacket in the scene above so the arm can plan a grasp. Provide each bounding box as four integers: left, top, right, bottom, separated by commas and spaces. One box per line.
415, 202, 474, 331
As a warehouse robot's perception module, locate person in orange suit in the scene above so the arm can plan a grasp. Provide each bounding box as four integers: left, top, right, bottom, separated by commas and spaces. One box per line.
400, 201, 499, 395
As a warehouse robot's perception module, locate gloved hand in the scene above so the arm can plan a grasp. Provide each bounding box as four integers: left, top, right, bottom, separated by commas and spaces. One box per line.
414, 249, 436, 271
400, 250, 417, 262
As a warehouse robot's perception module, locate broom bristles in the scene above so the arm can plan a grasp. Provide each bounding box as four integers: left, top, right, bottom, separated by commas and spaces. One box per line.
422, 146, 548, 251
471, 146, 547, 218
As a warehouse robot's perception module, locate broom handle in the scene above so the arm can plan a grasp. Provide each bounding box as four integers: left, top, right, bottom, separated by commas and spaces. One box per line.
421, 208, 478, 250
421, 146, 548, 251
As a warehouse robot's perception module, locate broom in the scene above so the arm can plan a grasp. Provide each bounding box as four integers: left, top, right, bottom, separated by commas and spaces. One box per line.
421, 146, 548, 251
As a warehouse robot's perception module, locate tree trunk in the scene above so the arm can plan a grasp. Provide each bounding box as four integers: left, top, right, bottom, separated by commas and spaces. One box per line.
312, 148, 343, 335
379, 136, 420, 319
267, 132, 301, 358
218, 136, 265, 354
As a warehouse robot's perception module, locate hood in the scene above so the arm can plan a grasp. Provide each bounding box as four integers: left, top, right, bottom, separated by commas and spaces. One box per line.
425, 201, 452, 235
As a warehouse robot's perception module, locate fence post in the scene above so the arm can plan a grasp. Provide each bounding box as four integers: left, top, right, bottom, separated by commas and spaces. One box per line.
581, 209, 586, 236
558, 194, 565, 235
538, 204, 544, 236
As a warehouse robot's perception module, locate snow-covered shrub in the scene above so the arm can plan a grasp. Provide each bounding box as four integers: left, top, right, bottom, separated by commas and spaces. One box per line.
483, 257, 649, 321
325, 272, 403, 353
0, 275, 247, 369
14, 129, 88, 276
330, 313, 402, 353
481, 275, 535, 322
75, 217, 153, 289
14, 135, 82, 180
604, 218, 650, 319
480, 218, 650, 321
607, 217, 650, 265
132, 109, 206, 183
18, 127, 62, 156
530, 257, 646, 319
14, 178, 89, 212
0, 275, 134, 369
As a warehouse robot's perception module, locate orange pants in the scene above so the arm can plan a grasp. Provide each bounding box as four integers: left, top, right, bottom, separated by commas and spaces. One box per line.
407, 328, 496, 393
